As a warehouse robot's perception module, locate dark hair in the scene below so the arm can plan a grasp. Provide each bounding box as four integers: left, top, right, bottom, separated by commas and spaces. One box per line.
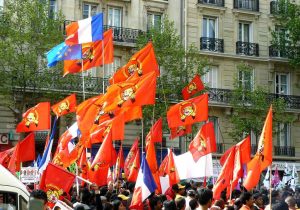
224, 206, 234, 210
253, 193, 262, 200
111, 199, 121, 210
240, 192, 252, 204
198, 189, 213, 206
231, 189, 242, 199
128, 182, 135, 193
175, 197, 186, 210
30, 189, 47, 204
103, 203, 113, 210
172, 184, 179, 191
189, 199, 199, 210
272, 201, 289, 210
74, 205, 85, 210
149, 196, 161, 210
163, 200, 177, 210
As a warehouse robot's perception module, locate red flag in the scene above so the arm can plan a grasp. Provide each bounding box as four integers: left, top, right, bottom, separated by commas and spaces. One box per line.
167, 94, 208, 128
53, 142, 84, 168
127, 149, 140, 182
103, 72, 157, 113
124, 139, 139, 178
182, 74, 205, 100
0, 147, 15, 168
88, 165, 109, 187
145, 118, 163, 144
170, 125, 192, 140
145, 140, 158, 173
114, 145, 124, 181
158, 155, 168, 176
40, 163, 75, 204
7, 144, 20, 174
166, 149, 180, 186
64, 29, 114, 76
189, 122, 216, 162
16, 102, 50, 132
51, 94, 77, 117
91, 131, 117, 168
243, 106, 273, 191
110, 42, 159, 84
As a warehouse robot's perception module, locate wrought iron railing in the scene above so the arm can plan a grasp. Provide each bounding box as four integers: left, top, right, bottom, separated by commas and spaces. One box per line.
274, 146, 295, 156
269, 45, 288, 58
234, 0, 259, 11
266, 94, 300, 109
270, 1, 278, 14
198, 0, 225, 7
208, 88, 232, 104
216, 143, 224, 153
236, 41, 259, 56
63, 20, 143, 44
200, 37, 224, 53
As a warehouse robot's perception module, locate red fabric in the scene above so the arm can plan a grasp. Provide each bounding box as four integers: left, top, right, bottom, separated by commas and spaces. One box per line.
158, 155, 168, 176
114, 145, 125, 181
124, 139, 139, 178
51, 94, 77, 117
182, 74, 205, 100
167, 94, 208, 128
166, 150, 180, 186
16, 102, 50, 133
91, 131, 117, 168
127, 149, 140, 182
104, 72, 157, 113
189, 122, 216, 162
88, 165, 109, 187
129, 186, 143, 209
53, 142, 84, 168
165, 187, 176, 201
39, 163, 75, 204
145, 118, 163, 145
0, 147, 15, 168
110, 42, 159, 84
170, 125, 192, 140
243, 106, 273, 191
64, 29, 114, 76
7, 143, 20, 174
145, 140, 158, 173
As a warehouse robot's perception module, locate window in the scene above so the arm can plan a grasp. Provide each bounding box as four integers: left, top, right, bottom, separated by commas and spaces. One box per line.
202, 17, 217, 38
0, 0, 3, 8
209, 116, 220, 144
0, 192, 17, 210
275, 26, 289, 57
49, 0, 57, 19
106, 57, 121, 78
108, 7, 122, 27
275, 73, 289, 95
147, 12, 162, 31
276, 123, 290, 147
19, 195, 28, 210
83, 3, 97, 19
82, 67, 97, 77
238, 69, 253, 90
202, 66, 218, 88
239, 22, 252, 42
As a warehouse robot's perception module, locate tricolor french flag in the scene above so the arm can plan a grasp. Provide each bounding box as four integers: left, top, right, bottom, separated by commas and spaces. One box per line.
130, 154, 157, 209
65, 13, 103, 46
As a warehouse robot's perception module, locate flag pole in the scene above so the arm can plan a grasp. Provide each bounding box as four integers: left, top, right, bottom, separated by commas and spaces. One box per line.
75, 163, 80, 196
141, 119, 144, 153
81, 60, 86, 100
102, 26, 105, 94
269, 164, 272, 209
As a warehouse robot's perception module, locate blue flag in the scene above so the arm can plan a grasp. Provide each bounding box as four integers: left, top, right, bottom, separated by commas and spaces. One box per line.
46, 42, 82, 67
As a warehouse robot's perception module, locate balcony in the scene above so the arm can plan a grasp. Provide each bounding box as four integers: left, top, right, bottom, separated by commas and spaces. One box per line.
200, 37, 224, 53
63, 20, 143, 44
216, 143, 224, 153
274, 146, 295, 156
198, 0, 225, 7
269, 45, 288, 58
236, 41, 259, 56
270, 1, 278, 14
234, 0, 259, 11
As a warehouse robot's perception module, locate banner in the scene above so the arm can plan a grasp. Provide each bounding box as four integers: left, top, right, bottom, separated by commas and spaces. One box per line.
20, 167, 39, 183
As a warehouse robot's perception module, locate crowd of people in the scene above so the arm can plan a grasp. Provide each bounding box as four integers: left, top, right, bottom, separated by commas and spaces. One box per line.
29, 179, 300, 210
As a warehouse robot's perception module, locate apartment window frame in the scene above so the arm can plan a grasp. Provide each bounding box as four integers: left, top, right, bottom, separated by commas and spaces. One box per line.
82, 3, 98, 19
276, 123, 291, 147
209, 116, 220, 144
238, 69, 254, 91
147, 12, 162, 31
106, 57, 121, 78
239, 22, 253, 42
108, 6, 122, 27
202, 66, 218, 88
202, 16, 218, 38
0, 0, 3, 8
275, 72, 290, 95
49, 0, 57, 19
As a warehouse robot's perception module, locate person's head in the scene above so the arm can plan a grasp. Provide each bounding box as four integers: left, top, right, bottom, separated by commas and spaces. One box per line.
149, 196, 163, 210
253, 193, 264, 207
214, 199, 225, 209
103, 202, 113, 210
271, 190, 280, 203
30, 189, 48, 210
128, 182, 135, 194
272, 201, 289, 210
172, 184, 179, 193
187, 189, 196, 198
198, 188, 213, 208
285, 196, 296, 208
240, 192, 254, 208
177, 184, 186, 196
112, 199, 126, 210
163, 200, 177, 210
189, 198, 199, 210
175, 196, 186, 210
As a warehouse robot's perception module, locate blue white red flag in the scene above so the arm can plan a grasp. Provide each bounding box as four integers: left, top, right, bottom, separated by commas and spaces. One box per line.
130, 153, 157, 209
65, 13, 103, 45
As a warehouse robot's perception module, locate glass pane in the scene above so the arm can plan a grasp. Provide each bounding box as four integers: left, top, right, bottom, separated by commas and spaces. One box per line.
108, 8, 113, 26
244, 24, 250, 42
209, 19, 215, 38
154, 14, 161, 29
203, 18, 207, 37
280, 75, 287, 84
113, 8, 121, 27
91, 5, 97, 16
83, 4, 89, 19
0, 192, 17, 210
239, 23, 242, 41
0, 0, 3, 7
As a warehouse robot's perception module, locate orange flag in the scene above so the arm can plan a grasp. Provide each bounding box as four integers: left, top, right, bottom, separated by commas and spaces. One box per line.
189, 122, 217, 162
167, 94, 208, 128
16, 102, 50, 133
109, 42, 159, 84
127, 149, 140, 182
64, 29, 114, 76
243, 106, 273, 191
145, 118, 163, 145
91, 131, 117, 168
124, 139, 139, 178
182, 74, 205, 100
103, 72, 157, 113
114, 145, 125, 181
170, 125, 192, 140
145, 140, 158, 173
51, 94, 77, 117
166, 149, 180, 186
